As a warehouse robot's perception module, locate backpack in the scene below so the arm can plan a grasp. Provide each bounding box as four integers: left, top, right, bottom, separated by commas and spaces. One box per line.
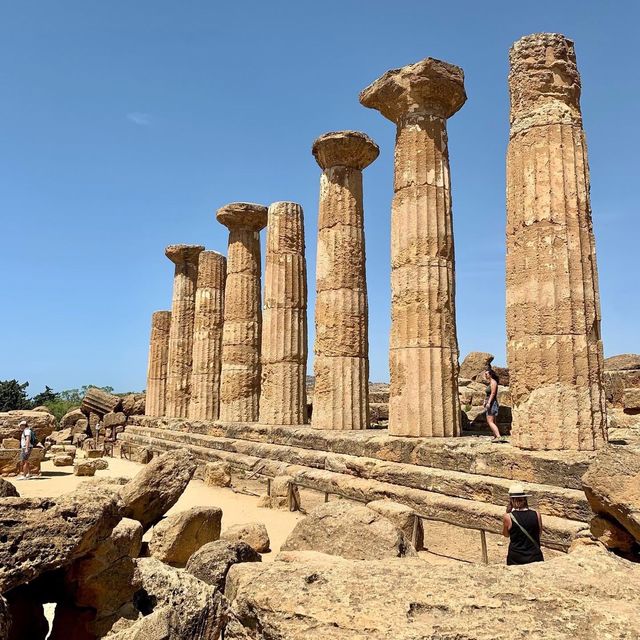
29, 429, 37, 446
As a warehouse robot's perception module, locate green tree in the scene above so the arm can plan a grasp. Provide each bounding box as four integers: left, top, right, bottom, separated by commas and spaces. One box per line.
0, 380, 31, 412
30, 386, 58, 407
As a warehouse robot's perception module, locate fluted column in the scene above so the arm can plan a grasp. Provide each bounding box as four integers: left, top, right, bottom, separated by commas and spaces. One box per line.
506, 33, 606, 450
360, 58, 466, 437
217, 203, 268, 422
145, 311, 171, 417
165, 244, 205, 418
259, 202, 308, 425
188, 251, 227, 421
311, 131, 378, 430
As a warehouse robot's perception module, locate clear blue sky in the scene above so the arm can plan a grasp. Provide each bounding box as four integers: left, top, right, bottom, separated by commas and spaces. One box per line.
1, 1, 638, 395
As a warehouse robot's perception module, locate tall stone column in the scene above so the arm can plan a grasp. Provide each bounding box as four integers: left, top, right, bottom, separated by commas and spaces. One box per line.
360, 58, 466, 437
311, 131, 378, 430
188, 251, 227, 421
145, 311, 171, 417
165, 244, 205, 418
217, 203, 268, 422
259, 201, 308, 425
506, 33, 606, 450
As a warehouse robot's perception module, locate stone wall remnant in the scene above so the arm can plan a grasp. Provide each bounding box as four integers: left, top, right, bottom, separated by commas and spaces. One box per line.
506, 33, 606, 450
260, 201, 308, 425
164, 244, 205, 418
145, 310, 171, 417
311, 131, 378, 430
217, 203, 268, 423
360, 58, 465, 437
189, 251, 227, 421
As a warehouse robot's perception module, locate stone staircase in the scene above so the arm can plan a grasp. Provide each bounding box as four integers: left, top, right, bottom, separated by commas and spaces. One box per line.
120, 418, 595, 551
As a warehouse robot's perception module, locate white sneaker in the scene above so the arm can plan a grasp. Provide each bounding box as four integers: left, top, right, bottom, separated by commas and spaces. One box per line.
16, 475, 25, 480
24, 474, 31, 479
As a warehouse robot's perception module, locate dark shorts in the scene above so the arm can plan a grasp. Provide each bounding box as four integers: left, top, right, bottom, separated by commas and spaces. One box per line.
20, 448, 31, 461
486, 400, 499, 417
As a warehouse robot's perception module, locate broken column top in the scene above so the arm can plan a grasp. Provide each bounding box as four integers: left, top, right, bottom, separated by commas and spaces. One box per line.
216, 202, 268, 231
359, 57, 466, 122
165, 244, 205, 264
312, 131, 379, 171
151, 310, 171, 329
509, 33, 581, 127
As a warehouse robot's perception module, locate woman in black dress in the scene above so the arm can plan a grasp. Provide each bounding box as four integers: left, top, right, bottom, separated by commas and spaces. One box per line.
482, 366, 502, 441
502, 484, 544, 565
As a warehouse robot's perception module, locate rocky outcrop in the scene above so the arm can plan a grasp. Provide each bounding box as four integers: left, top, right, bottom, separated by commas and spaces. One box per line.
582, 446, 640, 543
0, 479, 18, 498
186, 540, 260, 590
281, 501, 416, 559
0, 410, 56, 442
149, 507, 222, 567
225, 546, 640, 639
221, 523, 270, 553
120, 449, 196, 530
60, 409, 86, 431
604, 354, 640, 371
0, 485, 122, 593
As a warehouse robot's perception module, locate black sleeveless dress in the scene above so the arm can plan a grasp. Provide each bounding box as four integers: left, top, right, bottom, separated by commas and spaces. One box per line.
507, 509, 544, 565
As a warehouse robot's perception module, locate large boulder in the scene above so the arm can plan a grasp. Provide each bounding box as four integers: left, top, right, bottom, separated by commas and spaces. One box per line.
225, 548, 640, 639
203, 461, 232, 488
281, 501, 416, 560
74, 460, 96, 476
366, 499, 423, 551
0, 478, 18, 498
121, 393, 145, 417
582, 446, 640, 543
60, 408, 85, 431
221, 523, 270, 553
120, 449, 196, 531
459, 352, 494, 380
186, 540, 261, 590
0, 410, 56, 442
0, 485, 122, 593
81, 387, 122, 415
149, 506, 223, 567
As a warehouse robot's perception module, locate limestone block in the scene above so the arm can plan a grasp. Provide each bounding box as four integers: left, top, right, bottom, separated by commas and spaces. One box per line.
0, 410, 56, 442
81, 388, 121, 416
60, 408, 86, 431
53, 454, 74, 467
1, 438, 19, 449
121, 393, 146, 417
367, 499, 424, 551
623, 388, 640, 411
221, 523, 270, 553
204, 461, 232, 487
0, 478, 19, 497
103, 412, 126, 428
460, 352, 494, 380
590, 515, 635, 553
74, 461, 96, 476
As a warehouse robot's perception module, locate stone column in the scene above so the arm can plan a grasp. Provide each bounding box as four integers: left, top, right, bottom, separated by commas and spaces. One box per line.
165, 244, 205, 418
188, 251, 227, 421
259, 201, 308, 425
217, 203, 268, 422
506, 33, 606, 450
311, 131, 378, 430
145, 311, 171, 417
360, 58, 466, 437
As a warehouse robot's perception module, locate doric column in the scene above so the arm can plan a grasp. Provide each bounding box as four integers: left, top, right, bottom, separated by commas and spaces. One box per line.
506, 33, 606, 450
188, 251, 227, 421
360, 58, 466, 437
311, 131, 378, 430
145, 311, 171, 417
165, 244, 205, 418
217, 203, 268, 422
259, 201, 308, 425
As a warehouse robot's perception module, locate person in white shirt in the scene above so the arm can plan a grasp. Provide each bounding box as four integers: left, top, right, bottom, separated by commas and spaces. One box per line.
18, 420, 33, 479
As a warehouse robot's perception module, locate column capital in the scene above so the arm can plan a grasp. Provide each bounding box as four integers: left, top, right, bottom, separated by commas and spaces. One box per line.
165, 244, 205, 265
216, 202, 268, 231
312, 131, 379, 171
359, 57, 466, 123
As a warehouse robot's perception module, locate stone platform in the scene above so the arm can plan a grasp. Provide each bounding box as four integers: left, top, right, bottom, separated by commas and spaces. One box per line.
120, 417, 595, 551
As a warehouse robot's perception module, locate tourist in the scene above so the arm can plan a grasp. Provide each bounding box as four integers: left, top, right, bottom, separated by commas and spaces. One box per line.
482, 367, 502, 441
17, 420, 34, 480
502, 484, 544, 565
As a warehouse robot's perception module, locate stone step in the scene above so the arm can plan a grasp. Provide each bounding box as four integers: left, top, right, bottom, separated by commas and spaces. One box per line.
122, 425, 591, 522
120, 428, 588, 549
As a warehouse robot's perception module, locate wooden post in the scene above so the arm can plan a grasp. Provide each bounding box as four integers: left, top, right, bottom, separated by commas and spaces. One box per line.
324, 491, 329, 503
267, 478, 272, 497
412, 514, 421, 549
480, 529, 488, 565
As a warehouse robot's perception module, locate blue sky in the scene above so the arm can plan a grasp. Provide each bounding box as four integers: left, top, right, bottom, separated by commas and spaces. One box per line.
1, 1, 638, 395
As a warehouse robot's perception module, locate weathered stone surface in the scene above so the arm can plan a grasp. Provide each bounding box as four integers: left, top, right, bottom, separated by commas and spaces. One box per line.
0, 486, 122, 592
0, 448, 43, 476
82, 387, 122, 416
149, 506, 222, 567
259, 474, 300, 510
32, 405, 52, 414
282, 500, 416, 560
582, 446, 640, 542
145, 310, 172, 417
189, 251, 226, 421
186, 540, 260, 590
311, 132, 377, 431
121, 393, 146, 417
120, 449, 196, 530
1, 439, 19, 449
165, 245, 205, 419
590, 515, 636, 552
53, 454, 74, 467
623, 388, 640, 411
0, 410, 56, 442
104, 411, 126, 428
60, 408, 84, 431
225, 547, 640, 639
74, 460, 96, 476
221, 523, 270, 553
204, 461, 231, 487
217, 203, 268, 423
604, 354, 640, 371
506, 33, 606, 451
460, 352, 494, 380
0, 478, 18, 498
260, 202, 308, 425
366, 499, 424, 551
93, 458, 109, 470
361, 60, 464, 438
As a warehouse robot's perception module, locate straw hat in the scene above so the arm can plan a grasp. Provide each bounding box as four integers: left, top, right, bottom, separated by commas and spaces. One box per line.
508, 483, 531, 498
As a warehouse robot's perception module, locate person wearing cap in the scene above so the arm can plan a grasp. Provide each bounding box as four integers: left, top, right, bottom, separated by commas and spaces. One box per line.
17, 420, 34, 480
502, 483, 544, 565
